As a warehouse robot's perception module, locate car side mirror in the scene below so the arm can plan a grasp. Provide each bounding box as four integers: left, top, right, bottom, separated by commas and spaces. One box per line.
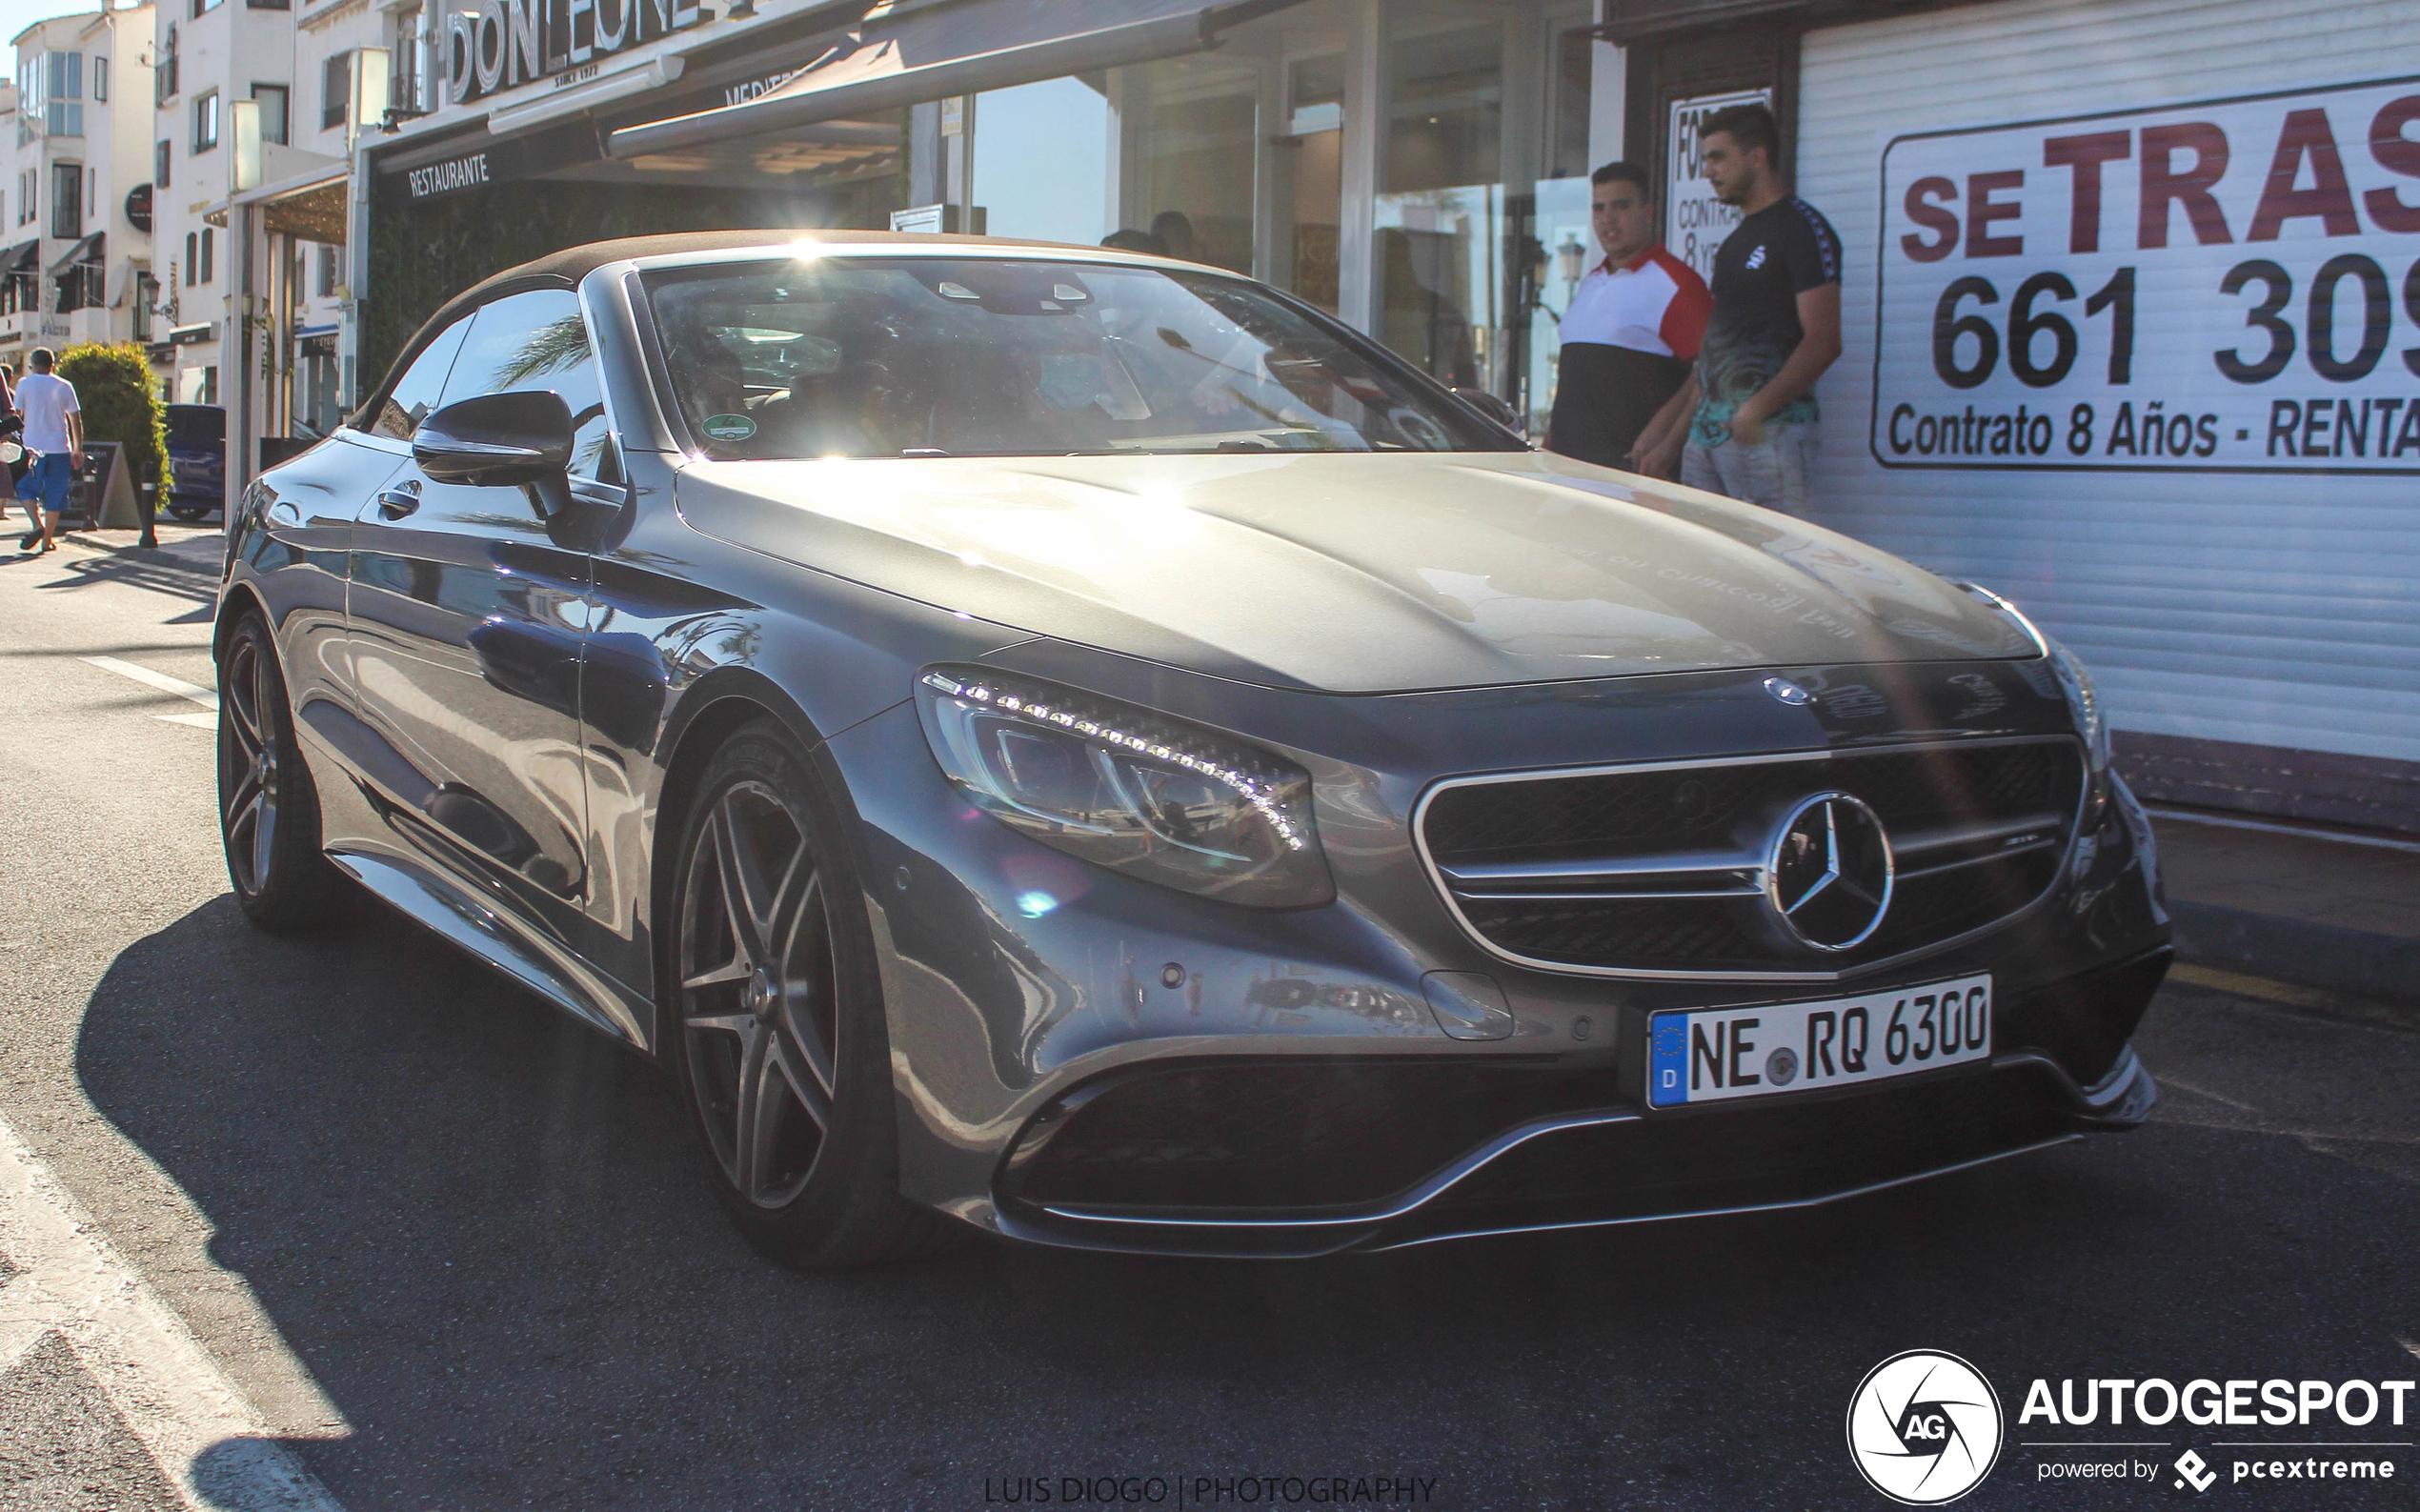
413, 391, 575, 517
1453, 388, 1522, 435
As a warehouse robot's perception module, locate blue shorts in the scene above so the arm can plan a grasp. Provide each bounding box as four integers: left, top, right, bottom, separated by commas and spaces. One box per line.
17, 453, 72, 512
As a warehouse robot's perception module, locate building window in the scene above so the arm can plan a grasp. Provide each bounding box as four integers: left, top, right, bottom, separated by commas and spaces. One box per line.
155, 25, 177, 103
16, 171, 30, 227
156, 140, 171, 189
248, 0, 291, 10
21, 51, 86, 138
192, 89, 219, 152
322, 51, 351, 133
50, 161, 81, 240
133, 272, 157, 342
185, 232, 196, 286
194, 0, 222, 17
389, 7, 427, 117
315, 242, 338, 298
252, 83, 289, 146
200, 227, 214, 283
92, 55, 107, 103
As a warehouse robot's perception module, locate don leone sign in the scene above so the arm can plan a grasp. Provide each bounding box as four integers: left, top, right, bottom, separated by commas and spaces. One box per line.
1872, 75, 2420, 475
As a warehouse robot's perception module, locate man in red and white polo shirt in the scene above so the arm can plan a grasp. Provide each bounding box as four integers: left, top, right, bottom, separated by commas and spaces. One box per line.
1544, 163, 1712, 472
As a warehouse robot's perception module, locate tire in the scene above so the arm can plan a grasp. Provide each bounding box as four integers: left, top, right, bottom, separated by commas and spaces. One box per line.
217, 613, 351, 931
663, 718, 966, 1269
167, 504, 212, 522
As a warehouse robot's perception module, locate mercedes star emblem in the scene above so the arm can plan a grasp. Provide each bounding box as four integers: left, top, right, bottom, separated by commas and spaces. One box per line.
1765, 792, 1895, 951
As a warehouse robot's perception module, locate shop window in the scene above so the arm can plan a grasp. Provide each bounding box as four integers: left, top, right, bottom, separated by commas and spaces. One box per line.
252, 83, 289, 146
370, 312, 469, 438
439, 290, 610, 476
156, 140, 171, 190
323, 52, 351, 133
969, 78, 1110, 249
1376, 17, 1507, 390
1282, 55, 1345, 312
1126, 55, 1260, 275
193, 89, 220, 153
50, 161, 81, 240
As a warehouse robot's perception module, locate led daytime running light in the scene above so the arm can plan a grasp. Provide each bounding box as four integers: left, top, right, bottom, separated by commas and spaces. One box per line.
922, 672, 1306, 851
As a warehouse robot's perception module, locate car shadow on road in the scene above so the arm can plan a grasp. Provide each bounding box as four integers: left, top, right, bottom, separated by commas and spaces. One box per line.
78, 900, 2420, 1511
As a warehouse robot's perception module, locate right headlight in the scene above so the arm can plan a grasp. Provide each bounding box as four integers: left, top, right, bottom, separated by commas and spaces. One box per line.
1955, 580, 2111, 822
916, 666, 1334, 909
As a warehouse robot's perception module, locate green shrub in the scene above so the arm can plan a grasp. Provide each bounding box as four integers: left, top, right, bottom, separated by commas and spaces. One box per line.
54, 342, 171, 494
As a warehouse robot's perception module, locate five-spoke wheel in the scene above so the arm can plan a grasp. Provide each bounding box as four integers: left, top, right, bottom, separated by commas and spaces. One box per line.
665, 719, 961, 1267
217, 613, 345, 931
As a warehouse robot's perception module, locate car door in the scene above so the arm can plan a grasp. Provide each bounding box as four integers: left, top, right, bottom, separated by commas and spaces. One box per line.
345, 286, 609, 943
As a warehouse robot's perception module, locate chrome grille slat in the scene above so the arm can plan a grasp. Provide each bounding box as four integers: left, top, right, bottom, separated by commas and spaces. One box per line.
1414, 736, 2087, 982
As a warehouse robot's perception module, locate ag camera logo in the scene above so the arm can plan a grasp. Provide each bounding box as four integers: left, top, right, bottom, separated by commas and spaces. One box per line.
1847, 1350, 2004, 1504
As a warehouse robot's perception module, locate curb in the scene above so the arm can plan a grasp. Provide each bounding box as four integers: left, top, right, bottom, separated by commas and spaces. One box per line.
2168, 899, 2419, 1013
55, 532, 221, 575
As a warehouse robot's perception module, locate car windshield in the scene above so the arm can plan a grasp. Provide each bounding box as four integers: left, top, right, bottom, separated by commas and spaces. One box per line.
639, 255, 1515, 460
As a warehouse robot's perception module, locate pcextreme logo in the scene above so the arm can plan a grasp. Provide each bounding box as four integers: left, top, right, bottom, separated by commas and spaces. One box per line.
1847, 1350, 2006, 1504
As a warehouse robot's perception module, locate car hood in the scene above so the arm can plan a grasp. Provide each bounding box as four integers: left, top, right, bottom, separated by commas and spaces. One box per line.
674, 451, 2036, 694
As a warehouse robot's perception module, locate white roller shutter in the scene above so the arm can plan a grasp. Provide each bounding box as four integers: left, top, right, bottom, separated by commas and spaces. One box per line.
1796, 0, 2420, 765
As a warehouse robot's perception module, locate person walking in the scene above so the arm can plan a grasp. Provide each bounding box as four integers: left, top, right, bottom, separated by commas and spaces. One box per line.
15, 349, 81, 554
1632, 102, 1842, 514
1543, 162, 1710, 470
0, 362, 19, 529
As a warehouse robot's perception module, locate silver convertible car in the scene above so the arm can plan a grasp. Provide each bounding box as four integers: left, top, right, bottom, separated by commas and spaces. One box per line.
218, 232, 2168, 1265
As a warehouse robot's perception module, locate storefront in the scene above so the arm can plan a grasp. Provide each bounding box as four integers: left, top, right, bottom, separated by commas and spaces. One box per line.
362, 0, 1619, 422
1607, 0, 2419, 832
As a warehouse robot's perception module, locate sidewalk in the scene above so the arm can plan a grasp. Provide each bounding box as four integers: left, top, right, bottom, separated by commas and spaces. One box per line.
2151, 807, 2420, 1016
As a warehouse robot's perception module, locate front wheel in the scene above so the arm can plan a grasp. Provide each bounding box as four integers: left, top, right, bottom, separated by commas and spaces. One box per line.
665, 719, 964, 1269
218, 613, 349, 931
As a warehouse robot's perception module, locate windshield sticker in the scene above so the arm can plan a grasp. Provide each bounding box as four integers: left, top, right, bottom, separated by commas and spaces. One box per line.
703, 413, 756, 441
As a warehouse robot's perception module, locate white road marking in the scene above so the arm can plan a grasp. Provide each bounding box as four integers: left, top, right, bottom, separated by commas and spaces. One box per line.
80, 655, 220, 729
0, 1112, 346, 1511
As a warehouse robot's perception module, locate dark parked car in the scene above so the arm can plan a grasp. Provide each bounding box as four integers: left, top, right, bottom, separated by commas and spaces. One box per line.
166, 403, 226, 521
216, 232, 2168, 1266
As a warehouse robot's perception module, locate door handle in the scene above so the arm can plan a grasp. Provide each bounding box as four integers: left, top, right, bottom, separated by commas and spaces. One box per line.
376, 486, 421, 518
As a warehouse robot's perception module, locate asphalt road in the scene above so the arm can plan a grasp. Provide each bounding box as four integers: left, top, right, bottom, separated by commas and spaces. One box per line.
1, 526, 2414, 1511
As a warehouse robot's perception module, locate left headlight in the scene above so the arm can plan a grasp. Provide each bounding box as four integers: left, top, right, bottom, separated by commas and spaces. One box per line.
916, 666, 1335, 909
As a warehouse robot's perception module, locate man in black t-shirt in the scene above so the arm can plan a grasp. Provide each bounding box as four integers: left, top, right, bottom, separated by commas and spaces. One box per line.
1633, 103, 1842, 516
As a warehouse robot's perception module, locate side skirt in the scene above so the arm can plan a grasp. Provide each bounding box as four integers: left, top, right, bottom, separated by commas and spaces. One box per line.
326, 848, 655, 1050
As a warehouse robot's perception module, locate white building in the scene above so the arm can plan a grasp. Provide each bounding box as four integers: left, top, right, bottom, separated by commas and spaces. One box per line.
149, 0, 379, 433
2, 0, 157, 374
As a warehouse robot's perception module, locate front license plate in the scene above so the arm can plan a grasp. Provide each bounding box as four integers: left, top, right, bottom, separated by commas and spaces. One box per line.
1647, 975, 1991, 1107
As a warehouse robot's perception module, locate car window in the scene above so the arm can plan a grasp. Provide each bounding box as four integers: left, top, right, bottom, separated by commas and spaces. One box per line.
638, 258, 1516, 460
440, 288, 611, 478
369, 314, 471, 441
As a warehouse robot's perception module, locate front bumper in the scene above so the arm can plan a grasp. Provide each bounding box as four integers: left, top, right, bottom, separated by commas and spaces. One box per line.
831, 652, 2171, 1252
989, 951, 2165, 1258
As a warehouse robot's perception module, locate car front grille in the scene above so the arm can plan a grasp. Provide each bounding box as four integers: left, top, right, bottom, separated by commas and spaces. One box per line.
1418, 737, 2086, 978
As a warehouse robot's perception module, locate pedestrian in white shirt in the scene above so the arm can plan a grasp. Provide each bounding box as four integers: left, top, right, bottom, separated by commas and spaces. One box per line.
15, 349, 81, 554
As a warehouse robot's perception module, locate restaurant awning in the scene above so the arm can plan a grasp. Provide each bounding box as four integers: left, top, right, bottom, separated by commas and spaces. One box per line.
49, 232, 103, 273
608, 0, 1307, 159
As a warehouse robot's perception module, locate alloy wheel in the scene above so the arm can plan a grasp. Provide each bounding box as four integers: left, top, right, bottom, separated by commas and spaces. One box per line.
220, 632, 281, 898
677, 779, 840, 1208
